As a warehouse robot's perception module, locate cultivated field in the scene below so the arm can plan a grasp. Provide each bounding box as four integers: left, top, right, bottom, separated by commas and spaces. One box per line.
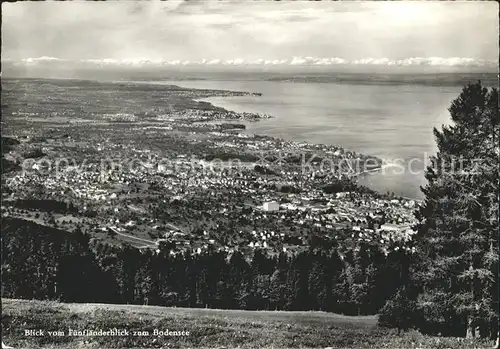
1, 298, 493, 349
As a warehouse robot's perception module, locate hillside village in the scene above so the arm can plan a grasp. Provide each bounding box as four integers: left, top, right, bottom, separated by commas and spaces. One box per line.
2, 78, 419, 260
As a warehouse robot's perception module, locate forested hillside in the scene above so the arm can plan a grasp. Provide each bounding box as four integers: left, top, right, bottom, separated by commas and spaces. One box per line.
1, 216, 410, 316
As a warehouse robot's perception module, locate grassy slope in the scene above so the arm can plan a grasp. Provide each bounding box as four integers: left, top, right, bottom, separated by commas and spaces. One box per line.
1, 298, 493, 349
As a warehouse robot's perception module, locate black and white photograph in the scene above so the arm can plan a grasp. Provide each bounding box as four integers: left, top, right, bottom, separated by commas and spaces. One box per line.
1, 1, 498, 348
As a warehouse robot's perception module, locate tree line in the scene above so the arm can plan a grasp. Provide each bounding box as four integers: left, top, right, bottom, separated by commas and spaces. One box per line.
0, 216, 410, 317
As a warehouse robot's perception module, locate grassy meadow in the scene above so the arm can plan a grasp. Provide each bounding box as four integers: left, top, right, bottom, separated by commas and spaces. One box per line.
1, 298, 495, 349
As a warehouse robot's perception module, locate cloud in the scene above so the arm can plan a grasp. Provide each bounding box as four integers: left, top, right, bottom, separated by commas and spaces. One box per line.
2, 1, 497, 64
5, 56, 496, 69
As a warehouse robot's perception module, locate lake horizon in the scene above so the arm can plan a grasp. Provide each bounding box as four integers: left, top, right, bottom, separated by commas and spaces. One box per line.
145, 73, 495, 199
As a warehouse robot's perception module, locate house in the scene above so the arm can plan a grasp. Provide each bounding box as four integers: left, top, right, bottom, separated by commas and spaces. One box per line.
263, 201, 279, 212
379, 223, 401, 232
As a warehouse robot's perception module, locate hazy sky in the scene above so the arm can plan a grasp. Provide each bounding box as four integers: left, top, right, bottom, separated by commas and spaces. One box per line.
2, 1, 498, 65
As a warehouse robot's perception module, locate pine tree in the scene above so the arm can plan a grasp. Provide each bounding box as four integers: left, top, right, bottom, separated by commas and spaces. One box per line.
227, 251, 251, 309
269, 253, 288, 310
250, 250, 271, 310
195, 254, 211, 308
379, 286, 418, 334
414, 81, 499, 339
308, 251, 330, 311
291, 252, 311, 310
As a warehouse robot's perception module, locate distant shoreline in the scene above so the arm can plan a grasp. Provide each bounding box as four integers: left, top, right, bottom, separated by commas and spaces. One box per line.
2, 76, 444, 200
174, 81, 427, 200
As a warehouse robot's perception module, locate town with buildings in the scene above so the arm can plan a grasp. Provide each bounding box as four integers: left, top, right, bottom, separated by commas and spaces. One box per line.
1, 78, 419, 260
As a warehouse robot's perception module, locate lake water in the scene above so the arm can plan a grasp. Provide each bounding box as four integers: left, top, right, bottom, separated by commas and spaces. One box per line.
155, 79, 466, 199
